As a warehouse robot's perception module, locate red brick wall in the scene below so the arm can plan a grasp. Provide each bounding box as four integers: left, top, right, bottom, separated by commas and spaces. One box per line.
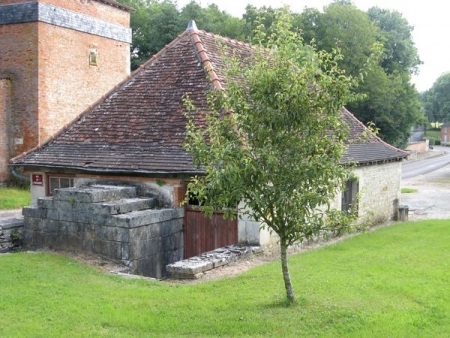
0, 0, 131, 182
37, 21, 131, 142
0, 80, 12, 182
0, 22, 40, 156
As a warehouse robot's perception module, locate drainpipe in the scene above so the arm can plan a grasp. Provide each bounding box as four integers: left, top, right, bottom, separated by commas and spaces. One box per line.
10, 167, 30, 182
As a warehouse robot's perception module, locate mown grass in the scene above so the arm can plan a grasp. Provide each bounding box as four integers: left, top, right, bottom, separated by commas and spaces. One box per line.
0, 220, 449, 337
0, 187, 30, 209
401, 187, 418, 193
425, 129, 441, 141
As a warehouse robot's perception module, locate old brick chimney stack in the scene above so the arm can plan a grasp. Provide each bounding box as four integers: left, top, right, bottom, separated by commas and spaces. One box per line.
0, 0, 133, 182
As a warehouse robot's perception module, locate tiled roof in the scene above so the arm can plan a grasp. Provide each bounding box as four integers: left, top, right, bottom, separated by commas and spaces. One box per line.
440, 122, 450, 128
341, 108, 408, 164
10, 26, 407, 174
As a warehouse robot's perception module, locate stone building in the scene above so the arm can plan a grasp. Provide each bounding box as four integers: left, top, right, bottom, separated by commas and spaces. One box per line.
10, 23, 408, 277
0, 0, 133, 182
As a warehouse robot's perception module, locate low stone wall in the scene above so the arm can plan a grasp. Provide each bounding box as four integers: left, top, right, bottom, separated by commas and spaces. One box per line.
22, 185, 184, 278
0, 217, 24, 253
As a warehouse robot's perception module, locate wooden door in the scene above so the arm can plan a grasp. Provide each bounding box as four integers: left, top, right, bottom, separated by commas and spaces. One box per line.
184, 206, 238, 258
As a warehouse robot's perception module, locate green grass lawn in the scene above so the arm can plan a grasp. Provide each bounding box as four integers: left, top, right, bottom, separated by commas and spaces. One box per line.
0, 188, 31, 210
1, 220, 449, 337
0, 187, 31, 210
425, 129, 441, 143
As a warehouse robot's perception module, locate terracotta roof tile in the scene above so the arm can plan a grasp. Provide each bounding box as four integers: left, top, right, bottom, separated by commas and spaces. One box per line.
11, 27, 407, 174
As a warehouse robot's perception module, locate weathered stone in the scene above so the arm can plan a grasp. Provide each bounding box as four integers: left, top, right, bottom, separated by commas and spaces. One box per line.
100, 198, 158, 215
53, 185, 136, 203
111, 208, 184, 228
166, 245, 262, 279
22, 206, 47, 219
22, 185, 184, 278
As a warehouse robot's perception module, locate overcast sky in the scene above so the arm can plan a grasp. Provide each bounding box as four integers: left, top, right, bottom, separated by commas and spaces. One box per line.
176, 0, 449, 92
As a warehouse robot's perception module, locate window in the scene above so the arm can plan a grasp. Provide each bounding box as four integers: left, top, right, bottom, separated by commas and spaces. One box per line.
47, 175, 74, 196
88, 49, 98, 66
341, 179, 359, 214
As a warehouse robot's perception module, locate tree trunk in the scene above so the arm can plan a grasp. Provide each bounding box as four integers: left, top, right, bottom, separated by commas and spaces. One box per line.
280, 240, 295, 303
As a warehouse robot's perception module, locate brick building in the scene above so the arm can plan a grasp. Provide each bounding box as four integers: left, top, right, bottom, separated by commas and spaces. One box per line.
0, 0, 133, 182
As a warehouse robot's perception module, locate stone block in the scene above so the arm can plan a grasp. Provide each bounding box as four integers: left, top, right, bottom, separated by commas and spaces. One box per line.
160, 219, 183, 237
166, 259, 214, 276
161, 232, 182, 252
0, 217, 24, 230
37, 197, 55, 209
129, 224, 161, 243
129, 237, 162, 260
24, 217, 43, 231
53, 185, 136, 203
92, 239, 123, 260
132, 254, 164, 279
95, 224, 130, 243
111, 208, 183, 228
100, 198, 158, 215
23, 206, 47, 219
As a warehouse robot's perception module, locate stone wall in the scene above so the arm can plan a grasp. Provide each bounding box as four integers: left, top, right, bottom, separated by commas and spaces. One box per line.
238, 161, 403, 249
355, 161, 402, 225
22, 185, 184, 278
0, 217, 24, 253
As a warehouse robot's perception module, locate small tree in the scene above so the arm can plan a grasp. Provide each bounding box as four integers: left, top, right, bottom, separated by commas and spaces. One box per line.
184, 9, 362, 303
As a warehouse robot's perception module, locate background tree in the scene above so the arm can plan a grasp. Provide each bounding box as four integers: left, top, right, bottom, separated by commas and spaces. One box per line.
420, 72, 450, 123
184, 9, 360, 303
297, 1, 424, 147
118, 0, 425, 147
117, 0, 245, 70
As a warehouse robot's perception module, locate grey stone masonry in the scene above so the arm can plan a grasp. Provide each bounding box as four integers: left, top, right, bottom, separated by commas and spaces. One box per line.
23, 185, 184, 278
0, 217, 24, 253
0, 3, 132, 43
167, 245, 263, 279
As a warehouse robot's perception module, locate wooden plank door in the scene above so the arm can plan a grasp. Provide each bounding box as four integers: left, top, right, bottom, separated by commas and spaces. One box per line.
184, 206, 238, 258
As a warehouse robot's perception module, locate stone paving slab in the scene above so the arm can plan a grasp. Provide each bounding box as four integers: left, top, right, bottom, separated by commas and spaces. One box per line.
166, 245, 263, 279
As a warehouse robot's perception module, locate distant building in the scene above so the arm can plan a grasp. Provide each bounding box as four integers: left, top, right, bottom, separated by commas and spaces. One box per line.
0, 0, 133, 182
440, 122, 450, 145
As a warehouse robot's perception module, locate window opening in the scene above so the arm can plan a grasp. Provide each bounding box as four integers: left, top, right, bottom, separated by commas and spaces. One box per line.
48, 176, 74, 196
341, 178, 359, 214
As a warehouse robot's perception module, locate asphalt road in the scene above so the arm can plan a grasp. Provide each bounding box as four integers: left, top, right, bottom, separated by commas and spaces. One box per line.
401, 146, 450, 220
402, 146, 450, 179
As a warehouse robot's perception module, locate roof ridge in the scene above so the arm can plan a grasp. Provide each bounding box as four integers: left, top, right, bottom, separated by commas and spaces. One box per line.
189, 30, 223, 90
197, 29, 254, 50
342, 107, 409, 156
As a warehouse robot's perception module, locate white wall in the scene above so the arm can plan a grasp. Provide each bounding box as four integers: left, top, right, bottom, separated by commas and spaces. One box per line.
238, 161, 403, 247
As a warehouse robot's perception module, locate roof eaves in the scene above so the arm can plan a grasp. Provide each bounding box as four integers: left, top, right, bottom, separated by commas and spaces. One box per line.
9, 163, 204, 176
342, 107, 409, 159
